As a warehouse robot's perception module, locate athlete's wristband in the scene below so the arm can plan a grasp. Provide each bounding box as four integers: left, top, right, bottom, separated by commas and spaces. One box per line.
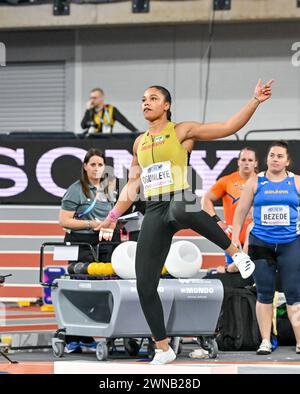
212, 214, 222, 223
107, 208, 122, 222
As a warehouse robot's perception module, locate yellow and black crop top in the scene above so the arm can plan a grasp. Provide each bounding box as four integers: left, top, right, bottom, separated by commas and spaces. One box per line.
137, 122, 190, 197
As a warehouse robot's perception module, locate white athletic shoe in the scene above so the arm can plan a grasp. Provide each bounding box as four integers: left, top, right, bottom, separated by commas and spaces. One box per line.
150, 346, 176, 365
256, 339, 272, 355
232, 252, 255, 279
296, 344, 300, 354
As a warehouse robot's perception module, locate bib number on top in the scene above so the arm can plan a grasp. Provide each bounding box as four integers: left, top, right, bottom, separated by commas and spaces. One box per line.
141, 161, 173, 192
261, 205, 290, 226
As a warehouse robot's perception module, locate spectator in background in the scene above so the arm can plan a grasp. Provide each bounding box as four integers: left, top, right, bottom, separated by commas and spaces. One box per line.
202, 147, 258, 285
59, 148, 119, 353
59, 148, 118, 264
81, 88, 138, 134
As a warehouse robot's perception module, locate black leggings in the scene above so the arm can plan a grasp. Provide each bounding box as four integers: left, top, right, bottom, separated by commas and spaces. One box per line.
135, 190, 231, 341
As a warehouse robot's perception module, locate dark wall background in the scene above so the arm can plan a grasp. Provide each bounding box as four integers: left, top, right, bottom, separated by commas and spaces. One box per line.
0, 136, 298, 205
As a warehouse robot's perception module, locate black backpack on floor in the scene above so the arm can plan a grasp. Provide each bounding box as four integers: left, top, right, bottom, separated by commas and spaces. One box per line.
216, 287, 261, 351
275, 303, 296, 346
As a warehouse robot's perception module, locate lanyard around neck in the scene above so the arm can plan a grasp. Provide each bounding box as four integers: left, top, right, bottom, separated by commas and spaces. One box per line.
75, 191, 99, 219
97, 107, 110, 125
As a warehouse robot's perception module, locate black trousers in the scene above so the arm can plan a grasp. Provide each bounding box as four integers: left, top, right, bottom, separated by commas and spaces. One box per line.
64, 231, 120, 263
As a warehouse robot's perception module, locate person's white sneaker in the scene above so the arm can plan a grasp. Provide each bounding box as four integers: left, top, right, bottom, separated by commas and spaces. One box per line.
232, 252, 255, 279
296, 344, 300, 354
150, 346, 176, 365
256, 339, 272, 355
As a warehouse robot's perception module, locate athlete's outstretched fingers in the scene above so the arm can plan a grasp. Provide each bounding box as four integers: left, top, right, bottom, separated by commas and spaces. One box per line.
265, 79, 275, 87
